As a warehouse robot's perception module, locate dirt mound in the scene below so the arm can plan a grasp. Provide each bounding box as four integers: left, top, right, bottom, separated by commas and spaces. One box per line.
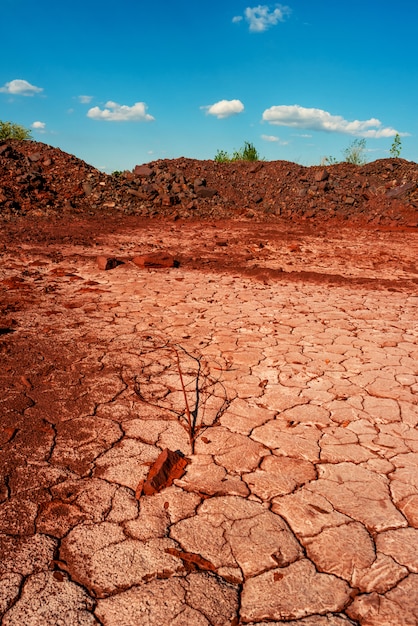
1, 139, 417, 227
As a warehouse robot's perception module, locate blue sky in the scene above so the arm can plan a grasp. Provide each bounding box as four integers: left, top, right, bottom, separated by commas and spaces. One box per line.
1, 0, 417, 172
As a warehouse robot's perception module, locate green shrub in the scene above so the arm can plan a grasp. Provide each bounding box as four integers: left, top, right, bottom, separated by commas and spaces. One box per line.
214, 149, 231, 163
321, 155, 339, 165
389, 133, 402, 158
214, 141, 262, 163
0, 120, 32, 140
343, 138, 367, 165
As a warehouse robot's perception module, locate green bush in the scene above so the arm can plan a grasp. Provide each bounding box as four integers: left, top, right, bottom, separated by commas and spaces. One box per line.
343, 138, 367, 165
389, 133, 402, 158
214, 141, 262, 163
0, 120, 32, 140
214, 149, 231, 163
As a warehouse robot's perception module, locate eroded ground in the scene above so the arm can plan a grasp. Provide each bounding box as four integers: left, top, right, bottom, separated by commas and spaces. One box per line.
1, 217, 418, 625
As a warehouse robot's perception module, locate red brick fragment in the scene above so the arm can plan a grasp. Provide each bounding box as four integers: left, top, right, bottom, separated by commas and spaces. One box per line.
96, 256, 123, 270
165, 547, 216, 572
133, 165, 153, 177
314, 168, 329, 182
136, 448, 188, 498
132, 253, 179, 269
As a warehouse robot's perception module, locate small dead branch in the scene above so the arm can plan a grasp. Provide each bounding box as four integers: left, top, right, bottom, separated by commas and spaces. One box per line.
133, 335, 229, 453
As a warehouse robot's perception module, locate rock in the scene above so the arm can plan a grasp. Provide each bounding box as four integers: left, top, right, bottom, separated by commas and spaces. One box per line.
28, 152, 41, 162
386, 181, 416, 198
96, 256, 123, 270
132, 253, 179, 268
133, 165, 153, 177
195, 187, 218, 198
315, 168, 329, 182
136, 448, 189, 498
82, 182, 93, 196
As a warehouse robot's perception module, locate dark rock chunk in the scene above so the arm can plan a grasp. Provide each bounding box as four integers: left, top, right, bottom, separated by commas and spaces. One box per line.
96, 256, 123, 270
195, 187, 217, 199
136, 448, 189, 498
133, 165, 153, 177
315, 169, 329, 182
132, 252, 180, 268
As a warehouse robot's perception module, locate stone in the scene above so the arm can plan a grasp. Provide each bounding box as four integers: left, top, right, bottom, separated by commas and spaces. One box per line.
315, 168, 329, 182
132, 252, 180, 268
133, 165, 153, 177
136, 448, 189, 498
195, 187, 218, 198
96, 255, 123, 270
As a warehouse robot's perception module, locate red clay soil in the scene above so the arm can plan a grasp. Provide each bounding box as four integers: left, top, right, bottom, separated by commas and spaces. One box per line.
1, 140, 418, 625
1, 139, 418, 226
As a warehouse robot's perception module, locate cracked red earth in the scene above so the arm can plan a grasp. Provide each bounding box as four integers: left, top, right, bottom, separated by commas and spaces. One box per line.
1, 144, 418, 625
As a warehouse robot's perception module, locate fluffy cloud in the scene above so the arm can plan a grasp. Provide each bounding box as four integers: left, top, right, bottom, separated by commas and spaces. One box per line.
261, 134, 279, 142
87, 101, 155, 122
31, 121, 46, 130
201, 99, 244, 119
78, 95, 93, 104
261, 134, 289, 145
233, 4, 290, 32
262, 104, 406, 138
0, 79, 43, 96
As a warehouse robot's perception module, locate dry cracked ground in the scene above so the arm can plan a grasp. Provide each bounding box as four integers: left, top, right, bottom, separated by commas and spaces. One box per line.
1, 217, 418, 626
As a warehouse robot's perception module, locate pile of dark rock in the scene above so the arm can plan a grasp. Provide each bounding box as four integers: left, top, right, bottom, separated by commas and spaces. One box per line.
1, 139, 417, 226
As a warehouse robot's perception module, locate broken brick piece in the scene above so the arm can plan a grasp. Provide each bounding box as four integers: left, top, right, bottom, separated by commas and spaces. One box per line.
165, 547, 216, 572
136, 448, 188, 499
96, 256, 123, 271
132, 253, 179, 269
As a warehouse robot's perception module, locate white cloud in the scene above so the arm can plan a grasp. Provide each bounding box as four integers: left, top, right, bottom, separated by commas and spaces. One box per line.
232, 15, 243, 23
78, 95, 93, 104
201, 99, 244, 119
31, 121, 46, 130
261, 134, 289, 145
0, 79, 43, 96
87, 101, 155, 122
234, 4, 291, 32
261, 134, 279, 142
262, 104, 407, 138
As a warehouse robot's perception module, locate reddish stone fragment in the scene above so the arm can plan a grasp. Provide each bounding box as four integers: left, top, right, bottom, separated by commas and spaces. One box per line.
132, 253, 179, 269
165, 547, 216, 572
195, 187, 217, 198
133, 165, 153, 177
96, 256, 123, 270
136, 448, 188, 498
315, 168, 329, 182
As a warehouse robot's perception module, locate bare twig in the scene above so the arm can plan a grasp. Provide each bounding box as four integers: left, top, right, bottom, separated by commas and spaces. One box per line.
134, 334, 229, 453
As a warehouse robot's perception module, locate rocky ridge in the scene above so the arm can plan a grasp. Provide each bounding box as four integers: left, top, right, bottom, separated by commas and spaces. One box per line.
1, 139, 418, 226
